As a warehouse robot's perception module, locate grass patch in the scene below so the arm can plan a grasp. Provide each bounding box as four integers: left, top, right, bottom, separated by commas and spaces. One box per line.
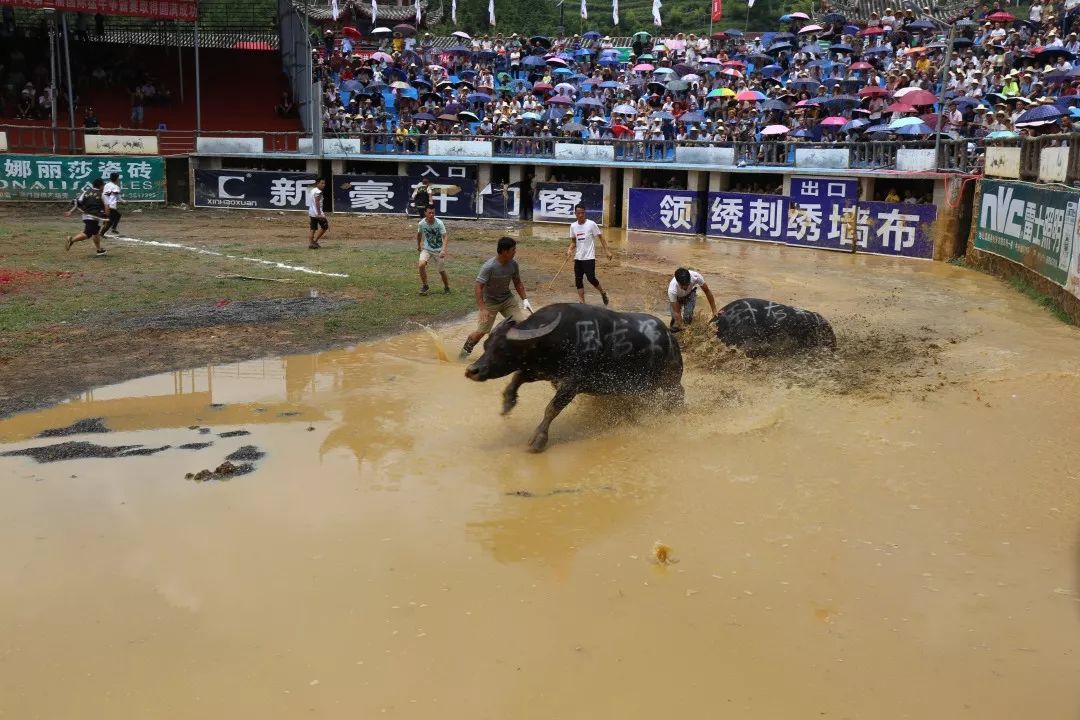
1007, 275, 1074, 325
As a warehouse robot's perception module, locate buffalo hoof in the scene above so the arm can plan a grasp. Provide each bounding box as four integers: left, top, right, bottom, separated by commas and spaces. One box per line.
527, 432, 549, 453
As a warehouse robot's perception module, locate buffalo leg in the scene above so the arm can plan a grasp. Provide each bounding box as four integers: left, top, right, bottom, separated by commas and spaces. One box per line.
501, 371, 533, 416
528, 381, 579, 453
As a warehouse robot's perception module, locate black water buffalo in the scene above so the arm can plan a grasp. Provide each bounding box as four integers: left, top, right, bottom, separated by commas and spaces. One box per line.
714, 298, 836, 355
465, 303, 684, 452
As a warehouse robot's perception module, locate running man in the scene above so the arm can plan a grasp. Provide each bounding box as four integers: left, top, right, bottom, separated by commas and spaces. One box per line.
307, 177, 328, 249
460, 236, 532, 357
100, 171, 122, 235
64, 178, 108, 256
567, 203, 611, 305
417, 205, 450, 295
667, 267, 718, 332
410, 177, 432, 216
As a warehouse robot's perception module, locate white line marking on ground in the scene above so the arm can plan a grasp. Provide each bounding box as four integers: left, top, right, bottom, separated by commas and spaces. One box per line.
111, 235, 350, 278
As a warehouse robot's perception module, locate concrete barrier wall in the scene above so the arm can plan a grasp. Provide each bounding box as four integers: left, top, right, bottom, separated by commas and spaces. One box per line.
554, 142, 614, 162
85, 134, 159, 155
322, 139, 367, 154
675, 146, 735, 166
985, 147, 1022, 178
196, 137, 263, 154
795, 148, 849, 169
427, 139, 493, 157
1039, 146, 1069, 184
896, 148, 936, 172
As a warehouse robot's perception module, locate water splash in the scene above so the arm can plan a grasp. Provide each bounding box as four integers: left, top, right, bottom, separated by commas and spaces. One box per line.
408, 321, 450, 363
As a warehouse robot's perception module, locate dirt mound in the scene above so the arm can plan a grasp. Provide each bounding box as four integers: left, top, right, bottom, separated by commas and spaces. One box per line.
36, 418, 111, 438
225, 445, 265, 462
678, 316, 950, 397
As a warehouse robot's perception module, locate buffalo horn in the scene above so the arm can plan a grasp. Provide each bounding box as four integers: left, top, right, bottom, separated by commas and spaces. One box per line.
505, 313, 562, 342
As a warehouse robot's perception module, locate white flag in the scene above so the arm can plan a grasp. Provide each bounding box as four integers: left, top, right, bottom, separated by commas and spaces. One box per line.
580, 0, 587, 19
415, 0, 421, 25
652, 0, 661, 26
488, 0, 495, 25
452, 0, 457, 23
371, 0, 377, 24
331, 0, 339, 20
612, 0, 618, 24
747, 0, 755, 6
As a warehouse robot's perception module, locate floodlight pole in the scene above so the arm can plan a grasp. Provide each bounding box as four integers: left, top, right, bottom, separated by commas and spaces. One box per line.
194, 10, 203, 134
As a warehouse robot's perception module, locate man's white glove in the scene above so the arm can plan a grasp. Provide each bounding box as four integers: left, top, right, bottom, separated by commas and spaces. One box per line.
523, 299, 533, 313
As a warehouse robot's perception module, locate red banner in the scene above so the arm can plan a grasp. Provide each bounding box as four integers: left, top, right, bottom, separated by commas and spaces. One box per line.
711, 0, 722, 21
0, 0, 198, 20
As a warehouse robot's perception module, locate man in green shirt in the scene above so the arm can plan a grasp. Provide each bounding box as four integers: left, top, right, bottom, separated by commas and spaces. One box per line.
417, 205, 450, 295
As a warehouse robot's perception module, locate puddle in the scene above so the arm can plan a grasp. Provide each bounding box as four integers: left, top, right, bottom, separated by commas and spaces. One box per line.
1, 238, 1079, 719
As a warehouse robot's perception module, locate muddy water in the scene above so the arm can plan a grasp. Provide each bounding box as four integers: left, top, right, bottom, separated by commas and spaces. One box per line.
2, 234, 1080, 719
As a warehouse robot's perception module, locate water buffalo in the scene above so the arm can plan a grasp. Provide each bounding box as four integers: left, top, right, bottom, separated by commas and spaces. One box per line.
714, 298, 836, 356
465, 303, 684, 452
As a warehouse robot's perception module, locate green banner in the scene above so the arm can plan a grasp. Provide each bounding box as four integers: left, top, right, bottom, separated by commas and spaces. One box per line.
975, 179, 1076, 287
0, 155, 166, 202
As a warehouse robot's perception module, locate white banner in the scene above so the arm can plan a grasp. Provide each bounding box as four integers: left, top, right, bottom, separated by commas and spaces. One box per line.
612, 0, 618, 24
489, 0, 495, 25
371, 0, 377, 24
652, 0, 661, 26
415, 0, 420, 25
581, 0, 587, 19
331, 0, 339, 20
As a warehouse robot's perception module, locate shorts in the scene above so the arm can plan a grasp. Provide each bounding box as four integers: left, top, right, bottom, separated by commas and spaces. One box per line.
309, 216, 328, 231
671, 288, 697, 323
83, 219, 101, 236
574, 259, 598, 289
419, 248, 445, 272
475, 296, 528, 335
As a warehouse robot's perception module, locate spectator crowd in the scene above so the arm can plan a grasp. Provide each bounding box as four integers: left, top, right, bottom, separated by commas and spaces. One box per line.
309, 0, 1080, 153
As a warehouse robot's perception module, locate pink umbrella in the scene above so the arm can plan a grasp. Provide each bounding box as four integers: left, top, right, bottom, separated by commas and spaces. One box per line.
821, 116, 848, 126
547, 95, 573, 105
370, 51, 394, 63
859, 85, 890, 97
789, 11, 810, 19
761, 124, 791, 135
722, 60, 747, 68
795, 99, 815, 107
798, 24, 824, 33
885, 102, 917, 113
850, 61, 873, 70
858, 26, 885, 35
736, 90, 767, 101
633, 63, 655, 72
721, 68, 743, 78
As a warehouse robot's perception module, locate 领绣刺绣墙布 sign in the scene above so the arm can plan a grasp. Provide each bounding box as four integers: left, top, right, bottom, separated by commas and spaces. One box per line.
627, 188, 705, 235
0, 155, 165, 202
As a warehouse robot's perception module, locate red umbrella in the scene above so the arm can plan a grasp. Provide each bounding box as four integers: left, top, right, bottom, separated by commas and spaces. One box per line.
859, 85, 890, 97
901, 89, 939, 106
532, 82, 553, 92
885, 102, 917, 113
722, 60, 747, 68
850, 61, 873, 70
987, 11, 1014, 21
611, 124, 632, 137
858, 26, 885, 36
341, 26, 362, 39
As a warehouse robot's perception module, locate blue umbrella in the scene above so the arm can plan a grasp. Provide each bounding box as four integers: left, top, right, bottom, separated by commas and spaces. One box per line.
612, 103, 637, 115
522, 56, 546, 67
767, 42, 793, 54
800, 43, 824, 55
829, 44, 853, 54
1015, 104, 1064, 125
651, 111, 675, 120
413, 112, 436, 120
986, 130, 1018, 139
822, 12, 846, 23
865, 124, 893, 134
599, 58, 621, 66
467, 92, 492, 103
575, 48, 593, 56
520, 111, 543, 121
680, 111, 706, 122
725, 29, 744, 37
842, 24, 859, 35
553, 67, 574, 75
762, 64, 784, 76
398, 87, 418, 99
790, 79, 820, 91
762, 99, 789, 111
576, 97, 605, 107
779, 13, 792, 22
792, 128, 813, 137
600, 80, 622, 88
583, 31, 601, 39
821, 95, 860, 109
773, 32, 795, 40
863, 46, 892, 55
907, 18, 936, 30
806, 59, 831, 69
842, 118, 869, 131
894, 122, 934, 135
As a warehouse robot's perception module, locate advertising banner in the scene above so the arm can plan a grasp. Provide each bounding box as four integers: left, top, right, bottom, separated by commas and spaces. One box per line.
975, 179, 1076, 288
789, 176, 859, 204
706, 191, 788, 243
854, 201, 937, 259
332, 175, 409, 214
478, 182, 523, 219
627, 188, 705, 235
0, 155, 165, 202
533, 182, 604, 224
193, 169, 317, 211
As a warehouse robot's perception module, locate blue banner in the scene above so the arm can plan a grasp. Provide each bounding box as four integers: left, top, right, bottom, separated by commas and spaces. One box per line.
533, 182, 604, 224
627, 188, 706, 235
477, 182, 523, 219
194, 169, 317, 211
706, 192, 788, 243
406, 177, 476, 219
707, 191, 937, 259
331, 175, 410, 214
790, 176, 859, 204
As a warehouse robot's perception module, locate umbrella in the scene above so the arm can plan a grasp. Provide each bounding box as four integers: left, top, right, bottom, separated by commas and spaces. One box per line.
736, 90, 767, 101
920, 113, 940, 127
546, 57, 569, 66
773, 32, 795, 39
520, 111, 543, 121
390, 80, 412, 90
446, 45, 471, 54
829, 44, 853, 54
821, 95, 860, 109
1015, 105, 1064, 125
899, 89, 938, 106
437, 113, 458, 122
522, 56, 546, 67
722, 59, 746, 68
393, 23, 415, 36
721, 68, 744, 78
651, 111, 675, 121
907, 18, 936, 30
986, 130, 1019, 139
371, 26, 392, 34
761, 124, 791, 135
443, 102, 463, 114
842, 118, 869, 131
632, 31, 652, 41
583, 31, 601, 39
397, 87, 418, 99
412, 112, 436, 120
789, 11, 809, 19
707, 87, 735, 97
798, 24, 824, 34
792, 128, 813, 137
653, 67, 676, 76
885, 102, 917, 114
889, 116, 927, 128
646, 81, 667, 94
341, 26, 362, 39
552, 67, 574, 75
863, 46, 892, 55
894, 122, 934, 135
612, 103, 638, 115
850, 61, 874, 70
610, 124, 632, 137
371, 51, 394, 63
700, 57, 723, 65
682, 73, 702, 82
638, 53, 655, 60
952, 38, 973, 48
725, 28, 744, 37
858, 26, 885, 36
790, 79, 821, 91
547, 95, 573, 105
532, 82, 553, 92
467, 93, 492, 103
800, 43, 824, 55
562, 122, 586, 133
987, 11, 1014, 21
633, 63, 655, 72
680, 111, 706, 122
666, 80, 690, 92
766, 42, 792, 54
452, 30, 471, 39
1035, 48, 1075, 62
820, 115, 848, 126
530, 36, 552, 47
576, 97, 604, 107
762, 99, 790, 111
761, 64, 785, 77
457, 110, 479, 122
599, 80, 622, 88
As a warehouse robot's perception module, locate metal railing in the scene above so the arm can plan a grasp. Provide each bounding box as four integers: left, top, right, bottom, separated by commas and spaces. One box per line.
1, 124, 307, 155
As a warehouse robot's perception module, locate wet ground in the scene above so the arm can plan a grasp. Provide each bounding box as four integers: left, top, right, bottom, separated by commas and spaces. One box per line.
1, 232, 1079, 719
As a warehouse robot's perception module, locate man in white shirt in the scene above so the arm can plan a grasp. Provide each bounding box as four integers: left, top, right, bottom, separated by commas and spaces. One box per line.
567, 203, 611, 305
307, 177, 328, 249
101, 171, 123, 236
667, 267, 718, 331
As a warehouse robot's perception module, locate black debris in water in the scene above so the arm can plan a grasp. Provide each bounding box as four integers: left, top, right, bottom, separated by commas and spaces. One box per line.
178, 442, 214, 450
187, 425, 200, 430
210, 403, 226, 409
2, 441, 169, 463
36, 417, 111, 438
218, 430, 250, 438
185, 461, 256, 482
225, 445, 265, 462
278, 411, 301, 417
505, 487, 585, 498
198, 428, 212, 435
